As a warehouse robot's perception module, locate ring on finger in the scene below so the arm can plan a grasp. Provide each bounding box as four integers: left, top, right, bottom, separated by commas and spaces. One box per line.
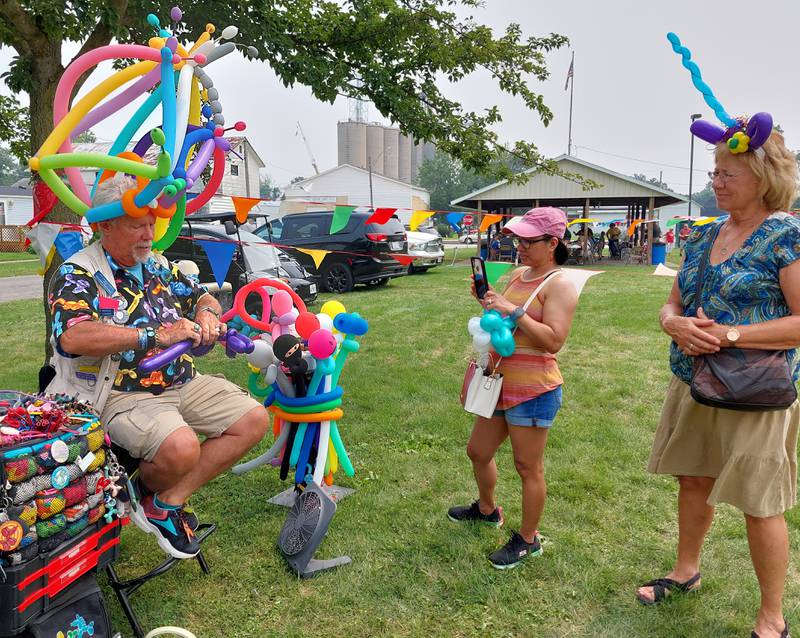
193, 323, 201, 333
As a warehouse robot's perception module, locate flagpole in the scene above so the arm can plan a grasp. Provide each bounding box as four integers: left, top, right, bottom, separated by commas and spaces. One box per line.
567, 51, 574, 156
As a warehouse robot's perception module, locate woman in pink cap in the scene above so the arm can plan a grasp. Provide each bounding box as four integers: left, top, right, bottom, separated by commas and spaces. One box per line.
449, 207, 579, 569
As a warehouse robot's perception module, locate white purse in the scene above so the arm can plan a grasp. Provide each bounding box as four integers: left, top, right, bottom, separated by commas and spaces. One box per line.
462, 270, 562, 419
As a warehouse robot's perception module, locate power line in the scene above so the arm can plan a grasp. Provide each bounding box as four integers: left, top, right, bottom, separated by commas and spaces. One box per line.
573, 144, 710, 174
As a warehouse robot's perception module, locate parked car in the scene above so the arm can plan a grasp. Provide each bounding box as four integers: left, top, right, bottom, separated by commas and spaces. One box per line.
405, 230, 444, 274
255, 211, 407, 293
461, 231, 479, 244
163, 220, 318, 313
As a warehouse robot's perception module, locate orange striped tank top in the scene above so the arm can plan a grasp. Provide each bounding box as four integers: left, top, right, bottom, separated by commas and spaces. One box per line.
495, 269, 564, 409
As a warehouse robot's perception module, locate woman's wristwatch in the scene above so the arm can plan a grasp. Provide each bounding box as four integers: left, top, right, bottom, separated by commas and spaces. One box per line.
510, 306, 526, 321
725, 326, 740, 346
200, 306, 220, 318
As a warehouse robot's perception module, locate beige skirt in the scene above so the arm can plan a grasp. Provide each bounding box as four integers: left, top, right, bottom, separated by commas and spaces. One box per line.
648, 376, 800, 517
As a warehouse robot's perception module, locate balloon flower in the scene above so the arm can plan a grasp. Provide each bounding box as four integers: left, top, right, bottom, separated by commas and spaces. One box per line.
27, 6, 258, 251
229, 280, 369, 488
467, 308, 519, 365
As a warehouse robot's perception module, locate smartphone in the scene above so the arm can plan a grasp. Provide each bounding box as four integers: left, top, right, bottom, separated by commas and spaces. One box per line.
471, 256, 488, 299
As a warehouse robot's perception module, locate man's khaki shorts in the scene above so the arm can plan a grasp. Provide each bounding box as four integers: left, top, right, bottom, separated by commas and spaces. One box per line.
101, 374, 262, 462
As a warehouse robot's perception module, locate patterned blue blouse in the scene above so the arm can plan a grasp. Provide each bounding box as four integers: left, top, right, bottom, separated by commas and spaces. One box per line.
670, 212, 800, 383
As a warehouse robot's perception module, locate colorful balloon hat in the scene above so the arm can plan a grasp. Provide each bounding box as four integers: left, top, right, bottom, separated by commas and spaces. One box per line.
667, 32, 773, 155
28, 6, 258, 250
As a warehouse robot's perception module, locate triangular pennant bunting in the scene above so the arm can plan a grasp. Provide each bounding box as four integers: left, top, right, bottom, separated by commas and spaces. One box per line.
484, 261, 514, 285
197, 239, 237, 288
365, 207, 397, 225
479, 214, 504, 232
331, 206, 356, 234
296, 248, 330, 269
231, 196, 261, 224
53, 231, 83, 261
390, 254, 414, 266
26, 223, 61, 270
410, 210, 435, 231
445, 212, 465, 233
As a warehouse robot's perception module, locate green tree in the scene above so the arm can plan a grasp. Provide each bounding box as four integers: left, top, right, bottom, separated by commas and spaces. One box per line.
0, 146, 27, 186
0, 95, 30, 164
74, 130, 97, 143
691, 181, 722, 216
632, 172, 670, 191
259, 173, 282, 200
417, 151, 486, 211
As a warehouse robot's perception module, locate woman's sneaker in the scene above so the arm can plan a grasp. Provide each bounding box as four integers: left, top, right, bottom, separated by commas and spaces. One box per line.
129, 493, 200, 560
488, 531, 542, 570
447, 500, 504, 527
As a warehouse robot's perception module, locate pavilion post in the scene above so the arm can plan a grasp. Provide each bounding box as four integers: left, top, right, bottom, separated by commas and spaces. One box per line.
646, 196, 655, 264
476, 200, 482, 257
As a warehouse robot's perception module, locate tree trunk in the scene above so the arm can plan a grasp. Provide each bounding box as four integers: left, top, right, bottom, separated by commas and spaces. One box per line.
29, 46, 77, 368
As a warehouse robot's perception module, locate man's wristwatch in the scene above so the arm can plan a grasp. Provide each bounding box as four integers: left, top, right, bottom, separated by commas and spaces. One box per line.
200, 306, 220, 318
726, 326, 741, 345
510, 306, 526, 321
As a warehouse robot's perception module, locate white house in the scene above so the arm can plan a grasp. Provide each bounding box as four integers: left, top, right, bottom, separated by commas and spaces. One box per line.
281, 164, 430, 220
0, 184, 34, 225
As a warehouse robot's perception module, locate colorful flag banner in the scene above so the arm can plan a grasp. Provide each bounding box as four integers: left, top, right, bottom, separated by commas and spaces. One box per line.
26, 223, 61, 270
390, 254, 414, 266
484, 261, 514, 285
567, 218, 600, 227
479, 214, 503, 232
231, 196, 262, 224
410, 210, 435, 231
197, 239, 237, 288
665, 216, 691, 228
653, 264, 678, 278
690, 216, 721, 227
365, 207, 397, 225
561, 268, 602, 296
54, 231, 83, 261
331, 205, 356, 234
296, 248, 330, 269
446, 212, 465, 233
627, 218, 659, 237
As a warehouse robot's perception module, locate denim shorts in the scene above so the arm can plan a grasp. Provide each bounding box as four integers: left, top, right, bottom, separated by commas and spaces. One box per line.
493, 386, 563, 427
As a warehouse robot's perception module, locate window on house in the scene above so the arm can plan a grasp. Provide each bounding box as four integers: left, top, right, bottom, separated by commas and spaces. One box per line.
230, 164, 239, 176
0, 202, 5, 225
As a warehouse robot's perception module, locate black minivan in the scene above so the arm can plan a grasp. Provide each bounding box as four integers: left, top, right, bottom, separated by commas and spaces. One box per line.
255, 211, 407, 293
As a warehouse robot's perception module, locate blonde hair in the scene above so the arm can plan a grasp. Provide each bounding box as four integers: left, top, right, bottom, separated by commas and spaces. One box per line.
714, 129, 798, 212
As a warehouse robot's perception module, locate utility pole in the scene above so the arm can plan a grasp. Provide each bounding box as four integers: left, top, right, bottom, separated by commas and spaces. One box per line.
688, 113, 702, 217
368, 155, 374, 211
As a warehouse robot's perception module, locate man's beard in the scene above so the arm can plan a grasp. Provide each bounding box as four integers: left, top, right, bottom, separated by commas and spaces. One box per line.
132, 246, 151, 264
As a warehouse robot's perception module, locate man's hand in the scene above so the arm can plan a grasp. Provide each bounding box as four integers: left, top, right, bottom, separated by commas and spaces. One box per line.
157, 319, 204, 348
195, 308, 226, 346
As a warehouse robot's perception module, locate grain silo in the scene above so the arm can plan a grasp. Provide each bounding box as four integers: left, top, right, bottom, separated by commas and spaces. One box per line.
398, 134, 413, 183
366, 124, 384, 174
410, 142, 424, 182
383, 127, 400, 180
337, 121, 367, 169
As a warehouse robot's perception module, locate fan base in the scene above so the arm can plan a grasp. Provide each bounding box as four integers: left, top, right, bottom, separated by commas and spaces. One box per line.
293, 555, 352, 579
268, 485, 355, 507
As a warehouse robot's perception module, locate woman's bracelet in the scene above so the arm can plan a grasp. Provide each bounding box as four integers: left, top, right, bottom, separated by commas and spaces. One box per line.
137, 327, 148, 351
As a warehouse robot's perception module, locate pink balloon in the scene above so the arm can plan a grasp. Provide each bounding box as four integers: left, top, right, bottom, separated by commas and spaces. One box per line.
271, 290, 294, 316
308, 329, 337, 359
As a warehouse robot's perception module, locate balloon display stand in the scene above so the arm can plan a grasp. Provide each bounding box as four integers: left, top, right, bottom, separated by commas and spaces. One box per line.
268, 485, 354, 508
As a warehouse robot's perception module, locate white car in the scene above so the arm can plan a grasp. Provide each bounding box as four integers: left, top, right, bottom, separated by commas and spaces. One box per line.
405, 230, 445, 274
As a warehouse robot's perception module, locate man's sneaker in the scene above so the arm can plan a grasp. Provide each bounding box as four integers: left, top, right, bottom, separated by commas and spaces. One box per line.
447, 500, 504, 527
180, 501, 199, 532
488, 531, 542, 570
128, 493, 200, 560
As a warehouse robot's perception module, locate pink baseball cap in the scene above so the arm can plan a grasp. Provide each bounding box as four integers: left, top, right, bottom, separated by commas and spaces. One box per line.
502, 207, 567, 239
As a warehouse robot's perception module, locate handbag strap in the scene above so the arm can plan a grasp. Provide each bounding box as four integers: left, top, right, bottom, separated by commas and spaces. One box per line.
491, 269, 563, 370
693, 222, 723, 313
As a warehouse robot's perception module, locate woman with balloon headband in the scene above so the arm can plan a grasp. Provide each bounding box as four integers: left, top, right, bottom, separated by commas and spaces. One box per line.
449, 207, 578, 570
636, 33, 800, 638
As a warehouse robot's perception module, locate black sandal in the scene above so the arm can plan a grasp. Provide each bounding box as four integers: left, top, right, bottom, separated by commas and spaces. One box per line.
751, 618, 789, 638
636, 572, 701, 605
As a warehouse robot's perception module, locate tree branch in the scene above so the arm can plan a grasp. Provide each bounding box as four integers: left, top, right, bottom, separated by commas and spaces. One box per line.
0, 0, 47, 56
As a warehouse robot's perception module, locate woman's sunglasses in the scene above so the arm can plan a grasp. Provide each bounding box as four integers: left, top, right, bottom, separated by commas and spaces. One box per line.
512, 236, 551, 249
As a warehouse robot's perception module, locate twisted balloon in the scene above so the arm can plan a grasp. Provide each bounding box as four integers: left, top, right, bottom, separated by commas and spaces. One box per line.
666, 32, 736, 127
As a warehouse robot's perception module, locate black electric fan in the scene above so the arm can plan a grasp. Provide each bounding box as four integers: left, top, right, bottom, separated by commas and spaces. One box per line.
277, 482, 351, 578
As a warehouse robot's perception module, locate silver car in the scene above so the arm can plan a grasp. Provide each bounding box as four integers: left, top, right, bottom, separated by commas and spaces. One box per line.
405, 230, 445, 274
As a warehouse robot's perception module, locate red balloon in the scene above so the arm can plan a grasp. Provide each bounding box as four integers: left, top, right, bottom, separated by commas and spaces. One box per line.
295, 311, 320, 339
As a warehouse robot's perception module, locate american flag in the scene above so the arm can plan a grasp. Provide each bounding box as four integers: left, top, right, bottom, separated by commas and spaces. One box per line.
564, 53, 574, 91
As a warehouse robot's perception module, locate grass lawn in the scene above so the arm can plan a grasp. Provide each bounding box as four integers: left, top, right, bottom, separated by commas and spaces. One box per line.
0, 251, 38, 277
1, 262, 798, 638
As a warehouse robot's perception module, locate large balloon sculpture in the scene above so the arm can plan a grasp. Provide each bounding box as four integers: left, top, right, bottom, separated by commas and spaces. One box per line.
28, 6, 256, 251
230, 283, 368, 488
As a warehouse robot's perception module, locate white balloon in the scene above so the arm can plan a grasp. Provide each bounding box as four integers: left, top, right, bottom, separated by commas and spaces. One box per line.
335, 333, 344, 345
473, 331, 492, 353
262, 364, 278, 385
302, 351, 317, 371
221, 25, 239, 40
246, 339, 275, 368
316, 313, 334, 332
467, 316, 482, 336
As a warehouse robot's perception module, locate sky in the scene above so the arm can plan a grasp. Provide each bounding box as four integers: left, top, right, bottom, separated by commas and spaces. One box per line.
2, 0, 800, 196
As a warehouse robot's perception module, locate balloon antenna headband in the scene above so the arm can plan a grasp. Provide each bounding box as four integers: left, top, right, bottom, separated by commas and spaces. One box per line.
667, 32, 772, 156
28, 6, 259, 249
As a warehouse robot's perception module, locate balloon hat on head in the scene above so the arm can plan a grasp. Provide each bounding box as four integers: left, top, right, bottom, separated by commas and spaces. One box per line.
667, 32, 773, 156
27, 6, 257, 249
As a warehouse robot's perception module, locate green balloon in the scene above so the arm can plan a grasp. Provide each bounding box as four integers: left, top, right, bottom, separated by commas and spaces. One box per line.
152, 195, 186, 251
151, 128, 166, 147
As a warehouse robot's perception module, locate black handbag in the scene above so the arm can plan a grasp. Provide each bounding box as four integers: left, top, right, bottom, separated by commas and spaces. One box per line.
689, 223, 797, 411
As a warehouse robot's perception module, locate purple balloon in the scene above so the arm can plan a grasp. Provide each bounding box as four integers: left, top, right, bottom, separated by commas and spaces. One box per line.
746, 112, 773, 149
138, 329, 254, 374
170, 6, 182, 21
690, 119, 726, 145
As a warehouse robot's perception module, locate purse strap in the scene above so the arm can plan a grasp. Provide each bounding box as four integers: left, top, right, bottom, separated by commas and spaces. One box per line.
693, 222, 723, 313
491, 269, 563, 370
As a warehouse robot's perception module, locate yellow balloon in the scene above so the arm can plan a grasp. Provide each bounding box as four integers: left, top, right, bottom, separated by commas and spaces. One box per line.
320, 300, 346, 319
154, 215, 169, 242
